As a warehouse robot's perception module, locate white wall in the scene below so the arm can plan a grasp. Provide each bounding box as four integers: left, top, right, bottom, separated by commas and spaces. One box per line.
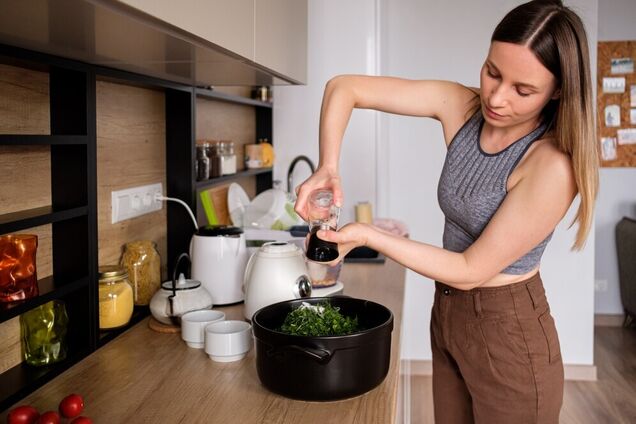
272, 0, 378, 225
594, 0, 636, 315
275, 0, 599, 366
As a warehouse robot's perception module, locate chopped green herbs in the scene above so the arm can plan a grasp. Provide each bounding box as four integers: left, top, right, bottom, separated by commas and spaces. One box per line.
278, 302, 360, 336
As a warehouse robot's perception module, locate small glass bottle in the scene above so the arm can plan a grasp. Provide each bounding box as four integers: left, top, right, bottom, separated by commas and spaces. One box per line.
196, 143, 210, 181
20, 300, 68, 366
306, 190, 340, 262
221, 140, 237, 175
207, 141, 222, 178
120, 241, 161, 306
98, 266, 134, 330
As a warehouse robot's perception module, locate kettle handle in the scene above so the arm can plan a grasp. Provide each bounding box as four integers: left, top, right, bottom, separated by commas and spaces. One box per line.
242, 250, 258, 293
172, 253, 191, 288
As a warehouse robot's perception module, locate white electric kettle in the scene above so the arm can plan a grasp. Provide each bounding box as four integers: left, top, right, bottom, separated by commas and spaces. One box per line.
190, 225, 249, 305
243, 242, 312, 320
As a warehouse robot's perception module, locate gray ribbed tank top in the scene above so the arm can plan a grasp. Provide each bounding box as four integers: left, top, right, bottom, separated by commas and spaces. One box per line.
437, 110, 552, 275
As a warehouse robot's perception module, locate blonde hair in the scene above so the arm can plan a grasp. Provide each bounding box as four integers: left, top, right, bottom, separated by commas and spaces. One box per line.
492, 0, 598, 250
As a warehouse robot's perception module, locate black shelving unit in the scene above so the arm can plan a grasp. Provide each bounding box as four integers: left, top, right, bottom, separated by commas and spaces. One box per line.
0, 43, 275, 411
166, 86, 274, 274
97, 306, 150, 347
0, 49, 98, 411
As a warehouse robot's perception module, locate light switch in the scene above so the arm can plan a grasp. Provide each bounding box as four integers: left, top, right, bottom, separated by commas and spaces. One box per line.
112, 183, 163, 223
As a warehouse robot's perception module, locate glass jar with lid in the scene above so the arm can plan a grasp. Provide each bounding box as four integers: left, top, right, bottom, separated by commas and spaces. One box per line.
196, 143, 210, 181
206, 141, 222, 178
120, 240, 161, 305
98, 266, 134, 330
220, 140, 237, 175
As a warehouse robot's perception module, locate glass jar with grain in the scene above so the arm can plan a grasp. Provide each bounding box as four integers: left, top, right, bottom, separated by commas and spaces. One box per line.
120, 241, 161, 305
98, 266, 134, 330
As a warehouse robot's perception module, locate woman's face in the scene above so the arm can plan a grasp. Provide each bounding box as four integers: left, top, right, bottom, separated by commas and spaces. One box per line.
480, 41, 559, 128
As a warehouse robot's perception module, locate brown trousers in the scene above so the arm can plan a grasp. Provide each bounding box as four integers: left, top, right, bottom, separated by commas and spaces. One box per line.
431, 272, 564, 424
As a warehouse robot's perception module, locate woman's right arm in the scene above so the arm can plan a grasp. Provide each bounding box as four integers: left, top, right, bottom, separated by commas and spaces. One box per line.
295, 75, 475, 220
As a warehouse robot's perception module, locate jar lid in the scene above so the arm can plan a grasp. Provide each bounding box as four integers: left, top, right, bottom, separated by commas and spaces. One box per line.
196, 225, 243, 237
98, 265, 129, 283
125, 240, 157, 249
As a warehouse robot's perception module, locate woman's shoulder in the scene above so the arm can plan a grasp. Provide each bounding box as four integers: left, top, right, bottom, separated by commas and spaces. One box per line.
437, 83, 481, 145
513, 135, 575, 190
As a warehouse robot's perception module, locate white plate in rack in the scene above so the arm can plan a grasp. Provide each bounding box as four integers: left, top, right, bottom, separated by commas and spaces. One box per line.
227, 183, 251, 227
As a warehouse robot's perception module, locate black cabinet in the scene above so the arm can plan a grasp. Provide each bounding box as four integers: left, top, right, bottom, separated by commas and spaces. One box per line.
0, 44, 273, 411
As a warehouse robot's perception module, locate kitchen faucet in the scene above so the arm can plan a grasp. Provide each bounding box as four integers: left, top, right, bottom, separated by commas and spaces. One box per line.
287, 155, 316, 194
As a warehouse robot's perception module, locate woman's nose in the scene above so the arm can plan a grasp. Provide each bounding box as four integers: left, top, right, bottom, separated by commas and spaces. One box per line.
488, 84, 507, 107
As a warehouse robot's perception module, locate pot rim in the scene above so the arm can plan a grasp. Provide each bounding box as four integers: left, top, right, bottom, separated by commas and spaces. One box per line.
252, 296, 393, 340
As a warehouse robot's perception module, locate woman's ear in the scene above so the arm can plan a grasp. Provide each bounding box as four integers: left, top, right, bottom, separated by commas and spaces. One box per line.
551, 88, 561, 100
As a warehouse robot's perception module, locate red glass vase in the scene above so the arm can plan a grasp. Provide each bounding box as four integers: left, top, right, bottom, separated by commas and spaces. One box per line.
0, 234, 39, 303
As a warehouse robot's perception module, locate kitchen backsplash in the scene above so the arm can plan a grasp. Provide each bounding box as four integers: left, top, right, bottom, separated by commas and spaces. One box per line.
95, 79, 167, 273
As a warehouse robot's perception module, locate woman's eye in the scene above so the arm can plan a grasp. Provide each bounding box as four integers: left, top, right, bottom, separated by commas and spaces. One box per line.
516, 88, 531, 97
487, 70, 500, 79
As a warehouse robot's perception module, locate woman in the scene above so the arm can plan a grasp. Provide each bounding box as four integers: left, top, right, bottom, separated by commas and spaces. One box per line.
294, 1, 598, 423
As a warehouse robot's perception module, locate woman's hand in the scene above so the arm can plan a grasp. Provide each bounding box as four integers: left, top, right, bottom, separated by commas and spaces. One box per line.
317, 223, 370, 263
294, 166, 343, 221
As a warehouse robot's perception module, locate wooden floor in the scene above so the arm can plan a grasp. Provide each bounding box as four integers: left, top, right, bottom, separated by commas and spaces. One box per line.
406, 326, 636, 423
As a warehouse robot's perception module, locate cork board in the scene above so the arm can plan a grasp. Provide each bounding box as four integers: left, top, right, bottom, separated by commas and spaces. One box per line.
597, 41, 636, 167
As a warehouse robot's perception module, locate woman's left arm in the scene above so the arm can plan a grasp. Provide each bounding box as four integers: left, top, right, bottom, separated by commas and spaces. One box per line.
318, 148, 577, 290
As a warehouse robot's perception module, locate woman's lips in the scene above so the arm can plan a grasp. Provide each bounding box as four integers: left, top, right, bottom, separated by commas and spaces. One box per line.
484, 105, 505, 119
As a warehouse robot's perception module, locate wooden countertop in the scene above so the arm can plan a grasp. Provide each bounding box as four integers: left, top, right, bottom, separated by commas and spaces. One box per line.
4, 260, 406, 423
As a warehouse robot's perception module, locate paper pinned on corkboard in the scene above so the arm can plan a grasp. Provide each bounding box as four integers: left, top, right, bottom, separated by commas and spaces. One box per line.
598, 41, 636, 167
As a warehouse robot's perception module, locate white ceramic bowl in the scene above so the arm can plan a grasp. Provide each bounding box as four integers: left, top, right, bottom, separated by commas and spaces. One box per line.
205, 320, 252, 362
181, 310, 225, 349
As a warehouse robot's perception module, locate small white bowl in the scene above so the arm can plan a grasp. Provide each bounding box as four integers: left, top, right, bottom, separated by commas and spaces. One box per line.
205, 320, 252, 362
181, 310, 225, 349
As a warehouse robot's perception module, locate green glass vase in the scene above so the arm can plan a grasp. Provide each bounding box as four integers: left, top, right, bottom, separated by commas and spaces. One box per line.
20, 300, 69, 366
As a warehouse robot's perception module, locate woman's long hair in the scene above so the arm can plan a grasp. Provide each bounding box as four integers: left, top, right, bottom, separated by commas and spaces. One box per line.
492, 0, 598, 250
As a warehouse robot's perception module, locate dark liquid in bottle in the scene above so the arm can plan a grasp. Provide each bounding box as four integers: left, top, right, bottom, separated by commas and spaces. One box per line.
306, 227, 339, 262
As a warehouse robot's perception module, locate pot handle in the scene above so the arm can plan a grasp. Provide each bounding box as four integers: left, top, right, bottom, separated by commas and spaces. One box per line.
242, 250, 258, 293
268, 344, 333, 364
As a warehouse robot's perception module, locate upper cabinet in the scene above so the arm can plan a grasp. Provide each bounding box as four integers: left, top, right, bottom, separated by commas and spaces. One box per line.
0, 0, 306, 86
117, 0, 255, 61
115, 0, 307, 84
255, 0, 308, 84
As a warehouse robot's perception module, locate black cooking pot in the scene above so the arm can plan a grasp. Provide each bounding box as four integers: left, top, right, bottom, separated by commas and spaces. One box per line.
252, 296, 393, 401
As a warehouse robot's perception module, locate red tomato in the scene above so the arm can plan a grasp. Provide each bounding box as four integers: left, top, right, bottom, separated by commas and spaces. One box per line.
35, 411, 59, 424
7, 405, 39, 424
70, 417, 92, 424
58, 394, 84, 419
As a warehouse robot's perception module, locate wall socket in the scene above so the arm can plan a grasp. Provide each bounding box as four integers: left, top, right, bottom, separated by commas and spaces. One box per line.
111, 183, 163, 224
594, 279, 608, 292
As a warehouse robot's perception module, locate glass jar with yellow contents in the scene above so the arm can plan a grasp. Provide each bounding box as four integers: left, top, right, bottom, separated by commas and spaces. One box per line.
120, 240, 161, 305
98, 266, 134, 330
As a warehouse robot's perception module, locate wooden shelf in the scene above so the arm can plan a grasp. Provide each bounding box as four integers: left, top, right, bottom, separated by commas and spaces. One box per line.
0, 348, 91, 411
195, 87, 273, 108
97, 307, 149, 347
0, 276, 89, 324
0, 206, 88, 235
195, 168, 272, 191
0, 135, 88, 145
